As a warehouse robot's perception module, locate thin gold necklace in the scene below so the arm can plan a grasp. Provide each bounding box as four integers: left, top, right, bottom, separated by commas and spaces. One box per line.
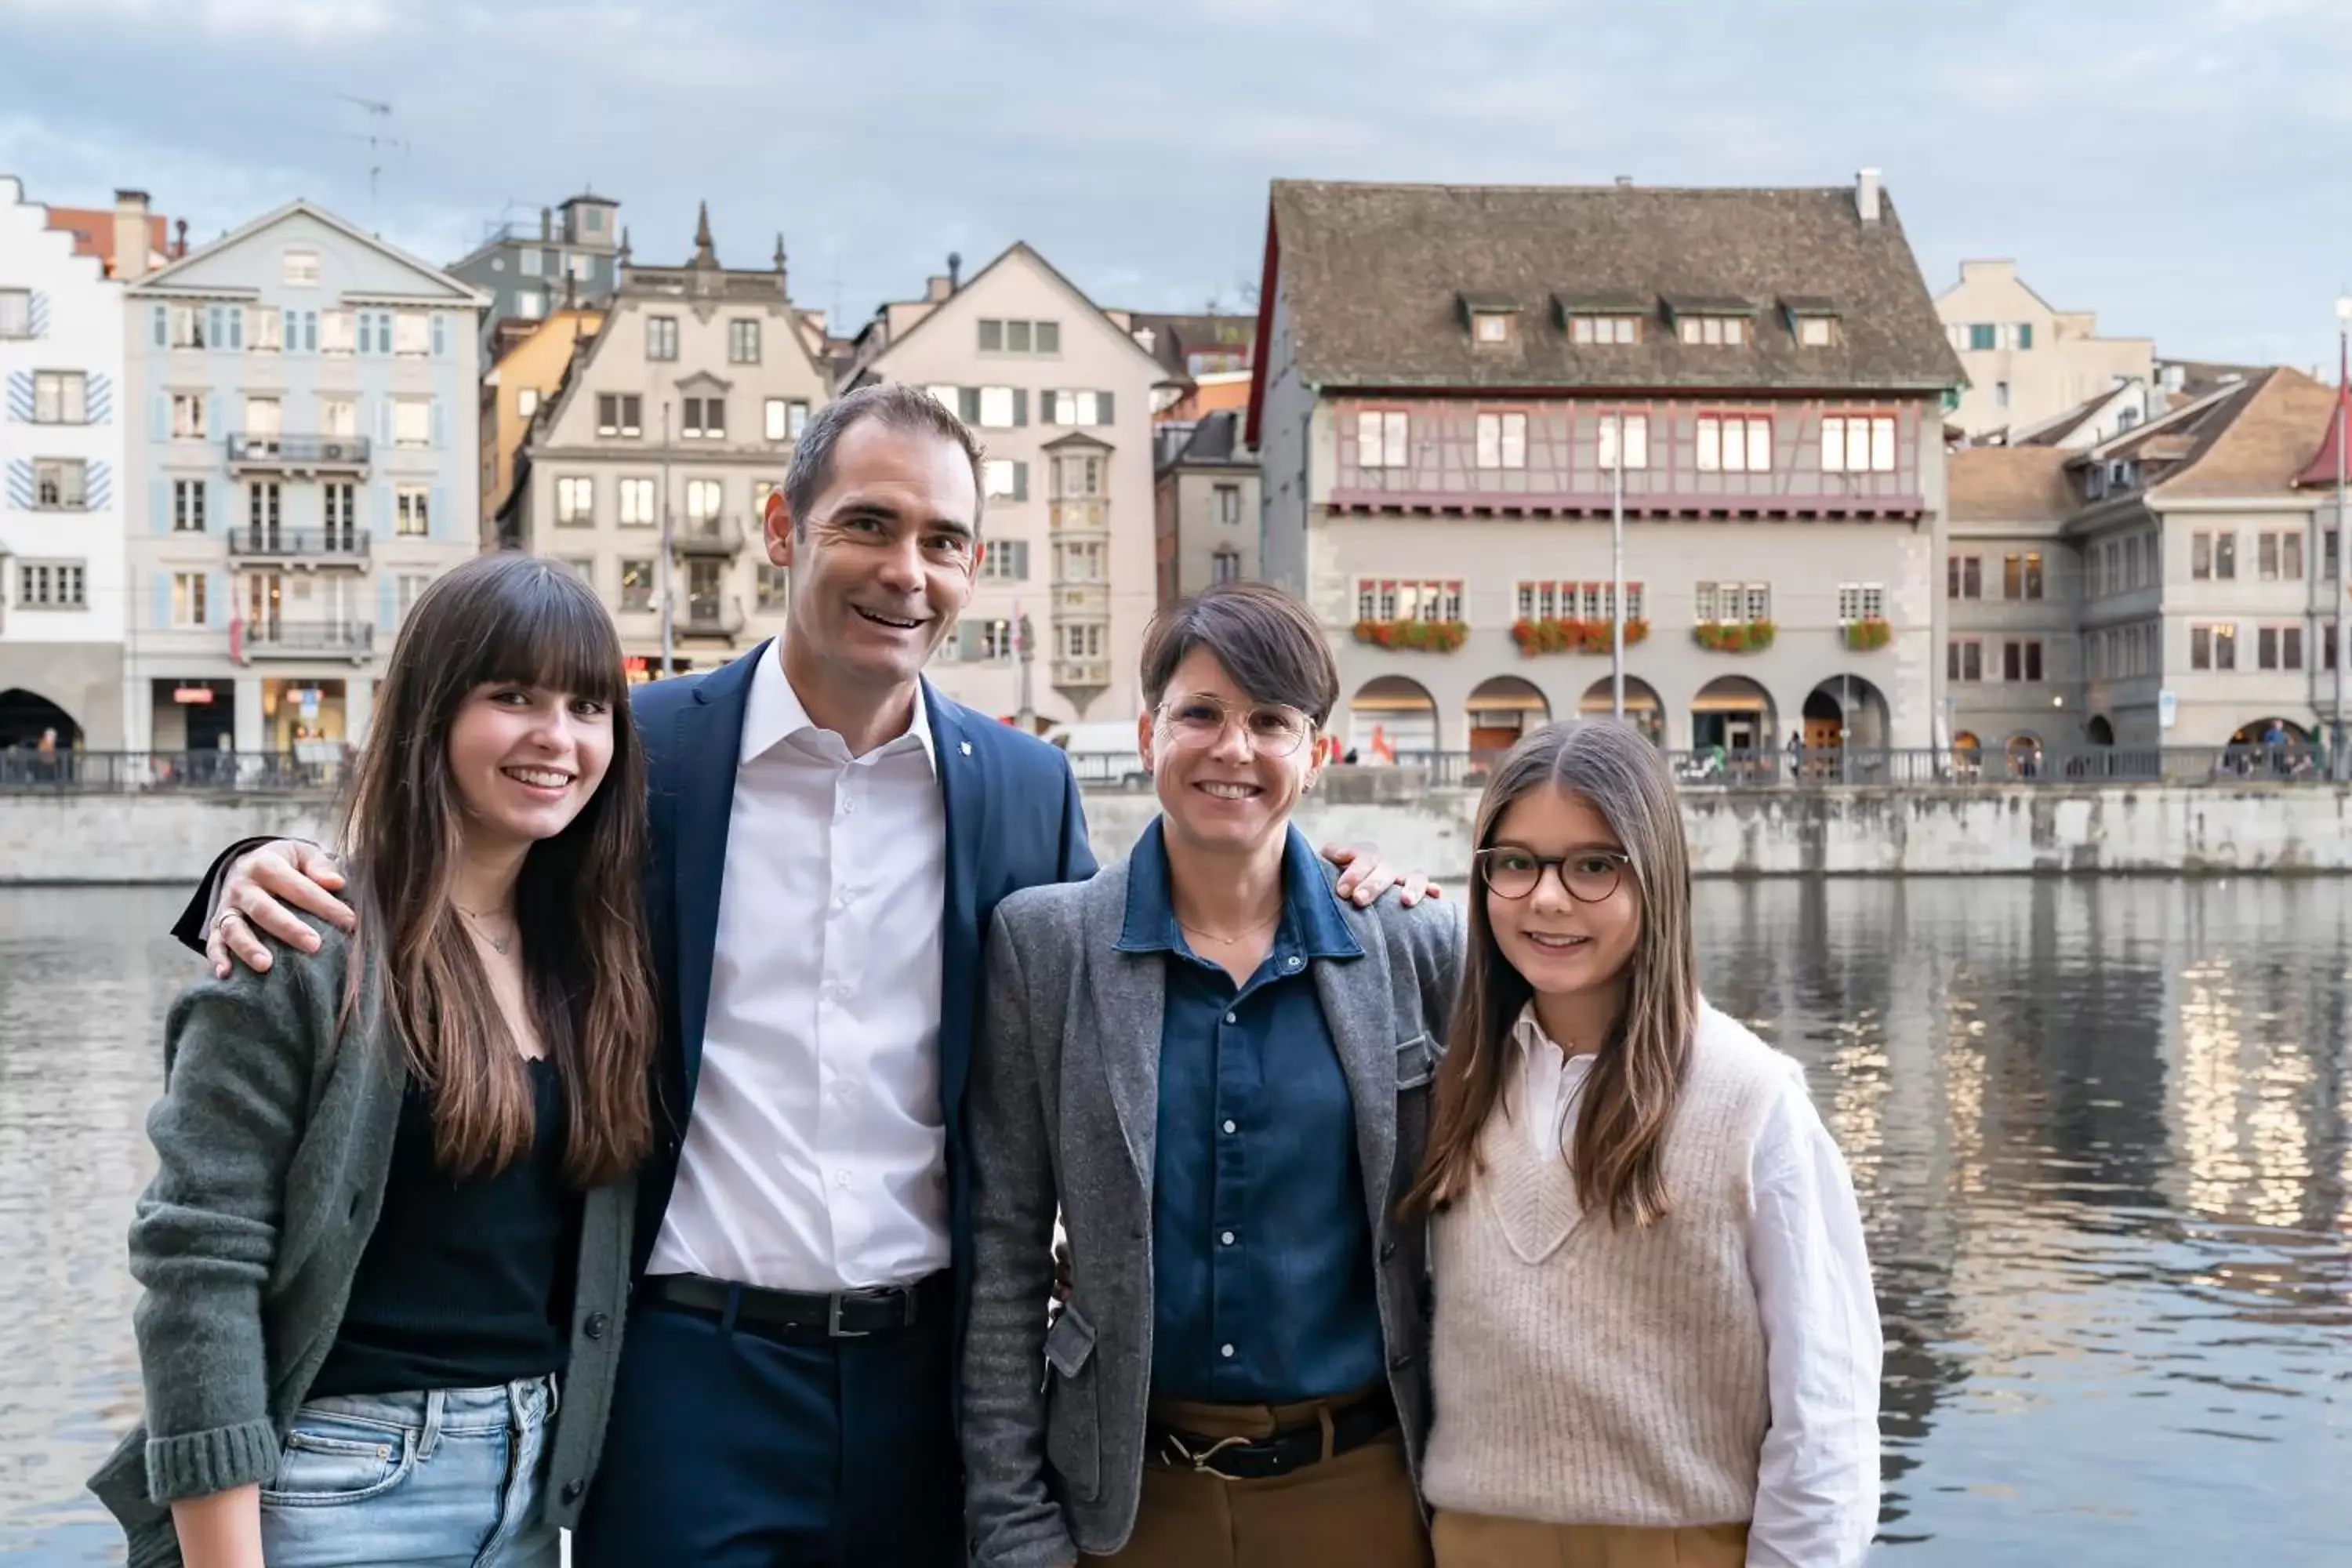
1178, 910, 1279, 947
456, 905, 517, 956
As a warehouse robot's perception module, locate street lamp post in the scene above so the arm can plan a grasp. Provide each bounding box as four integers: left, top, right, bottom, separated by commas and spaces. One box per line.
659, 398, 674, 681
2336, 297, 2350, 779
1610, 412, 1625, 721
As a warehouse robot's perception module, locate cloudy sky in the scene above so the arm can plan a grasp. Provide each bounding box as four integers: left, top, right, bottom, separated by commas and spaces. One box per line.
3, 0, 2348, 369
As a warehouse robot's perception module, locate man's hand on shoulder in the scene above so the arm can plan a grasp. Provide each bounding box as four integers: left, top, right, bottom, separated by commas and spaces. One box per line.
1320, 841, 1442, 909
206, 840, 354, 979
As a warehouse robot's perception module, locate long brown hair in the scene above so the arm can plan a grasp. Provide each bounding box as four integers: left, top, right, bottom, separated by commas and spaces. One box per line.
339, 552, 655, 1186
1403, 720, 1698, 1228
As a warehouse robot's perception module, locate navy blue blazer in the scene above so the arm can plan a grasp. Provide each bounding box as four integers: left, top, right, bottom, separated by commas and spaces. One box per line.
171, 640, 1100, 1325
628, 642, 1099, 1299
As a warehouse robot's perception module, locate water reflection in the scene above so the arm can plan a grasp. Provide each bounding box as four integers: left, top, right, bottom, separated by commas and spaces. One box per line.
0, 881, 2345, 1564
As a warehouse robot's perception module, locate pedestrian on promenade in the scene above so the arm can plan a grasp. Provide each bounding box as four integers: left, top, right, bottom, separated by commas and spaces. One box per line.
168, 386, 1427, 1566
963, 582, 1461, 1568
1400, 720, 1882, 1568
89, 552, 658, 1567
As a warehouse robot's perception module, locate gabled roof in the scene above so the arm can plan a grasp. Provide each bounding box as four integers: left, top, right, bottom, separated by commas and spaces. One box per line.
43, 206, 172, 276
2013, 385, 2129, 447
131, 199, 488, 305
2073, 368, 2340, 503
2292, 358, 2350, 489
1948, 447, 2078, 522
863, 241, 1169, 381
1255, 179, 1963, 396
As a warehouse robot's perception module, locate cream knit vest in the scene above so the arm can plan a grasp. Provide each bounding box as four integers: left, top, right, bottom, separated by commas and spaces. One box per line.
1421, 1004, 1788, 1527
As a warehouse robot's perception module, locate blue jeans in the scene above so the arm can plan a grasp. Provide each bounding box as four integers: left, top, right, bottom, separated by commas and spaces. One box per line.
258, 1376, 560, 1568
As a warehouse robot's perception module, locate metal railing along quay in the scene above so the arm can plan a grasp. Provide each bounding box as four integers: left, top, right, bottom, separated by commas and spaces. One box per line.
1323, 744, 2344, 789
0, 750, 349, 793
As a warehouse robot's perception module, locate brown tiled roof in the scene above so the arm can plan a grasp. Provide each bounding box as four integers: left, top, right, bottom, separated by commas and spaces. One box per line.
2151, 368, 2339, 499
1266, 180, 1964, 393
1949, 447, 2078, 521
2012, 387, 2116, 447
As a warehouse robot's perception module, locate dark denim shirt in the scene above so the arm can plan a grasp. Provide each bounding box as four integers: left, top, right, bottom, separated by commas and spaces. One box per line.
1120, 820, 1388, 1404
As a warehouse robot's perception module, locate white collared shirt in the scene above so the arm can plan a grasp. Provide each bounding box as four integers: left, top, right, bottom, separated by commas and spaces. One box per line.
645, 646, 952, 1292
1508, 1006, 1882, 1568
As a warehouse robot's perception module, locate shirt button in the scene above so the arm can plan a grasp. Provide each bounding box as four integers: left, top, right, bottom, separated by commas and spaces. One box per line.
583, 1312, 609, 1339
1283, 956, 1301, 971
1224, 1012, 1237, 1025
561, 1479, 585, 1504
1220, 1344, 1236, 1359
1220, 1231, 1236, 1247
1221, 1120, 1236, 1135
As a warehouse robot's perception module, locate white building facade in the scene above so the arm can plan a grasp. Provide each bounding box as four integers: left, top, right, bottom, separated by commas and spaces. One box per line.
0, 177, 130, 748
848, 244, 1167, 728
122, 202, 487, 755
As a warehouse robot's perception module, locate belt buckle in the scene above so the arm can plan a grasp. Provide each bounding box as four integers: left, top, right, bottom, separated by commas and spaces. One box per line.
1162, 1431, 1250, 1481
827, 1292, 872, 1338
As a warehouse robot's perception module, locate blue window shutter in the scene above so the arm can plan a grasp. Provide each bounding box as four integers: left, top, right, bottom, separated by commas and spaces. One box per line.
430, 485, 449, 539
958, 387, 979, 424
209, 480, 227, 533
151, 477, 169, 535
86, 373, 112, 424
151, 303, 166, 347
378, 576, 397, 631
430, 399, 445, 449
1013, 461, 1028, 501
372, 482, 391, 538
152, 573, 171, 629
150, 392, 167, 441
1098, 390, 1114, 425
230, 394, 245, 436
431, 313, 447, 357
5, 369, 31, 420
206, 304, 221, 347
206, 571, 227, 627
303, 311, 318, 353
227, 307, 244, 350
5, 459, 31, 508
1013, 388, 1029, 426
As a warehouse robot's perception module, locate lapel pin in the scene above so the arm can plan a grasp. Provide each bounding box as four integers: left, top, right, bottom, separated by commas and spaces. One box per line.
959, 741, 973, 757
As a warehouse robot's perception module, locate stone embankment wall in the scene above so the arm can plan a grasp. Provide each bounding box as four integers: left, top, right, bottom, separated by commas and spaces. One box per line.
5, 782, 2349, 884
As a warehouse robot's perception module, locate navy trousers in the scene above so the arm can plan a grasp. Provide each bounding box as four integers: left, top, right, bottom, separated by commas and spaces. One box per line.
572, 1279, 965, 1568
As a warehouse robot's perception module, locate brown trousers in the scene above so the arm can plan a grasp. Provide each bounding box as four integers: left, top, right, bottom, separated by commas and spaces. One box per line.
1432, 1512, 1748, 1568
1083, 1389, 1432, 1568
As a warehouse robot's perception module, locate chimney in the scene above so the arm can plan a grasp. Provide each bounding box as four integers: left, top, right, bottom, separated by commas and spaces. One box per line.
947, 251, 962, 291
926, 274, 952, 303
1614, 175, 1632, 189
1857, 168, 1882, 224
540, 206, 553, 241
112, 189, 151, 281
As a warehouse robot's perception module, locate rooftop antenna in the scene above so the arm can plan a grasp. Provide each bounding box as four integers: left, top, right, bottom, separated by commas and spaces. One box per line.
333, 94, 408, 224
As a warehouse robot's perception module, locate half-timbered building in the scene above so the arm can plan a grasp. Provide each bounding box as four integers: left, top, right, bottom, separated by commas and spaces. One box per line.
1248, 174, 1966, 760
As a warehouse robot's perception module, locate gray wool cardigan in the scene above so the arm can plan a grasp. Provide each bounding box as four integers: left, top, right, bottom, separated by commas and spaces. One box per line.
85, 916, 636, 1568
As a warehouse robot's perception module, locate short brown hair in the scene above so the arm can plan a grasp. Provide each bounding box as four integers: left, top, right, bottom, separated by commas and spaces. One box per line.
1138, 582, 1341, 726
783, 383, 987, 535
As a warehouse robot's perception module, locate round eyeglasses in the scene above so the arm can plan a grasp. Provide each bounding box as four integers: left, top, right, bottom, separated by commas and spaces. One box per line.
1474, 846, 1631, 903
1155, 697, 1315, 759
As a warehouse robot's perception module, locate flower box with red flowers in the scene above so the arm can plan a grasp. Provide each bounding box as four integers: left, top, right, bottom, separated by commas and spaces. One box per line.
1692, 619, 1777, 654
1352, 618, 1469, 653
1508, 617, 1650, 656
1843, 616, 1893, 652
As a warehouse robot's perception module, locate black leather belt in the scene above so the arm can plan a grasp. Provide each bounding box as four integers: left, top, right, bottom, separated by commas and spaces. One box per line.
1148, 1391, 1397, 1481
643, 1272, 938, 1338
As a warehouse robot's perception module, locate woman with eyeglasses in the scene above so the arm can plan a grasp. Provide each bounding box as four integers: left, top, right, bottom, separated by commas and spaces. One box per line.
1401, 722, 1881, 1568
961, 582, 1461, 1568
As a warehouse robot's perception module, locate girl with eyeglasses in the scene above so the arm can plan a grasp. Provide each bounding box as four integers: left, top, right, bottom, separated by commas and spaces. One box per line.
1401, 721, 1880, 1568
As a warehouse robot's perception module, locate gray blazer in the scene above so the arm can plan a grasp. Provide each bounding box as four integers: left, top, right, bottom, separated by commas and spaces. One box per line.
961, 855, 1465, 1568
85, 917, 635, 1568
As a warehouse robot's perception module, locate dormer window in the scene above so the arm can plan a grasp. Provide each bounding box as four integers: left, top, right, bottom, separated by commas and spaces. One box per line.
1555, 292, 1649, 346
1668, 299, 1756, 346
1458, 292, 1518, 347
1781, 297, 1842, 347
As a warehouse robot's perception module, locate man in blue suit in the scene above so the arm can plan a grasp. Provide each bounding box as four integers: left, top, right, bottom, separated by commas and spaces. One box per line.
180, 384, 1420, 1566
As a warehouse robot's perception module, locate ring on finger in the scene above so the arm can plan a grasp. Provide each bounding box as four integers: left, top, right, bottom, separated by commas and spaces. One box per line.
210, 909, 242, 935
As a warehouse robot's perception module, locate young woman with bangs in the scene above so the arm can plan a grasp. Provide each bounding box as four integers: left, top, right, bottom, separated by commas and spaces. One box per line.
1404, 721, 1882, 1568
91, 552, 657, 1568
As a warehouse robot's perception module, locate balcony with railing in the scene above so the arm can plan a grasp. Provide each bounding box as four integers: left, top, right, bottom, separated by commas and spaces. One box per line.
227, 527, 370, 567
1050, 498, 1109, 535
671, 515, 748, 557
238, 620, 375, 661
1053, 659, 1112, 691
226, 434, 373, 474
1051, 583, 1109, 615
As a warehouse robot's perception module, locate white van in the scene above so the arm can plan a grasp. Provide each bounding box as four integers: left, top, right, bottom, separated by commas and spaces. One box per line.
1048, 721, 1150, 789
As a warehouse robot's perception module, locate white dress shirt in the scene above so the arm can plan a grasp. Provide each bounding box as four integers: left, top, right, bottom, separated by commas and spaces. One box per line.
1508, 1007, 1882, 1568
646, 648, 952, 1293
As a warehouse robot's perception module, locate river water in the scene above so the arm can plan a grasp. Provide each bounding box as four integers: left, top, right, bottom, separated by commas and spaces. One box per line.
1, 880, 2345, 1564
